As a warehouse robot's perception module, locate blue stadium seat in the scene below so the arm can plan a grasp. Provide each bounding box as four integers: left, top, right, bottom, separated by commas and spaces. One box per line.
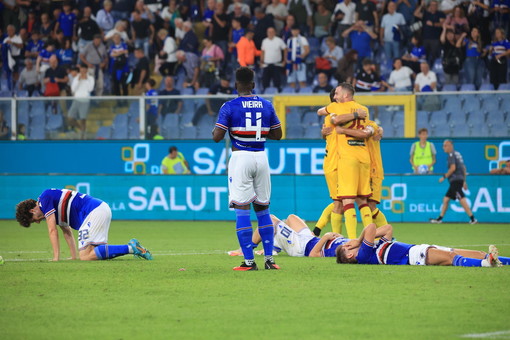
128, 119, 141, 139
431, 123, 451, 137
298, 86, 313, 94
46, 113, 63, 131
263, 87, 278, 94
442, 96, 462, 112
181, 125, 197, 138
442, 84, 457, 92
486, 111, 505, 127
479, 84, 495, 91
429, 110, 449, 127
301, 111, 320, 126
28, 125, 45, 139
181, 87, 194, 95
497, 83, 510, 90
449, 111, 468, 125
286, 126, 304, 139
469, 124, 489, 137
181, 97, 195, 115
18, 110, 29, 127
281, 86, 295, 94
95, 126, 111, 139
479, 96, 500, 112
303, 127, 321, 139
196, 115, 216, 138
490, 122, 508, 136
416, 111, 430, 130
162, 114, 181, 139
377, 111, 393, 126
196, 88, 209, 95
112, 114, 129, 139
392, 111, 404, 124
466, 111, 485, 126
449, 120, 470, 136
459, 83, 476, 91
462, 96, 481, 112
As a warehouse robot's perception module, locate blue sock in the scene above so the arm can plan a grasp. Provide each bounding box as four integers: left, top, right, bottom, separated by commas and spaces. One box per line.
256, 209, 274, 259
453, 255, 483, 267
235, 209, 254, 262
499, 256, 510, 265
94, 245, 130, 260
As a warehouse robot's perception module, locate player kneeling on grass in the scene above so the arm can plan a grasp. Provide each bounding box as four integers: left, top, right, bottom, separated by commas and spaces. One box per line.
16, 188, 153, 261
229, 214, 351, 258
336, 223, 508, 267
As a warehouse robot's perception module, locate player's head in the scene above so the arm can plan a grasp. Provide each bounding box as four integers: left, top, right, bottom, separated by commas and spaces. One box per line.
16, 199, 43, 228
329, 87, 336, 102
418, 128, 428, 141
336, 245, 359, 264
443, 139, 453, 153
334, 82, 355, 103
145, 78, 156, 90
169, 146, 178, 158
235, 67, 255, 94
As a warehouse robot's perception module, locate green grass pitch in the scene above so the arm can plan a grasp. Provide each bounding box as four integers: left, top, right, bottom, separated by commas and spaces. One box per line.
1, 219, 509, 339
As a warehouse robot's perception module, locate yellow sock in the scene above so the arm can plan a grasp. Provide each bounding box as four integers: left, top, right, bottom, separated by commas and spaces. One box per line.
359, 204, 373, 227
372, 208, 388, 227
344, 204, 358, 239
315, 203, 334, 230
331, 211, 343, 234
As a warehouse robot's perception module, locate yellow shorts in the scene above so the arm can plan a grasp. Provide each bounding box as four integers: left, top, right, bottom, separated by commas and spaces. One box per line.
370, 177, 383, 203
324, 170, 338, 200
337, 158, 372, 199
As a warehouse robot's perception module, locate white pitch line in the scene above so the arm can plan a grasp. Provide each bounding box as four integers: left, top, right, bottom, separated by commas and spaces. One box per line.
449, 244, 510, 248
2, 251, 49, 253
460, 330, 510, 338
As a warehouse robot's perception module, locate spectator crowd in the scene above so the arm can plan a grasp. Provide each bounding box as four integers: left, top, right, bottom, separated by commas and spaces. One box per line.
0, 0, 509, 104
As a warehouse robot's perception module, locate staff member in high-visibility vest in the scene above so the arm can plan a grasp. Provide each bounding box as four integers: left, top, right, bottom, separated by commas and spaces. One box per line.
409, 128, 436, 174
161, 146, 191, 174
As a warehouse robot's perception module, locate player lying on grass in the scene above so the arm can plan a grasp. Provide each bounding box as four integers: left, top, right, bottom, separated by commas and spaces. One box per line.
336, 223, 508, 267
16, 188, 153, 261
229, 214, 351, 257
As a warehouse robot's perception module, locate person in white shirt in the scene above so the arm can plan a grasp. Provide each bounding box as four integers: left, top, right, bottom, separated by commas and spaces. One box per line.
286, 25, 309, 88
380, 2, 406, 62
3, 25, 24, 86
261, 27, 287, 91
105, 21, 130, 43
174, 18, 186, 42
331, 0, 356, 47
414, 62, 437, 92
227, 0, 251, 16
266, 0, 288, 34
68, 65, 95, 139
388, 58, 414, 91
96, 0, 115, 32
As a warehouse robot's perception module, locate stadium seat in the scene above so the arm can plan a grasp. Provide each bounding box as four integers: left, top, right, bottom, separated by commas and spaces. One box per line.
449, 111, 468, 125
0, 90, 11, 97
18, 110, 29, 127
181, 97, 195, 115
196, 115, 216, 138
459, 83, 476, 91
416, 111, 430, 129
490, 122, 508, 136
128, 119, 141, 139
429, 110, 449, 127
469, 124, 489, 137
162, 114, 181, 139
95, 126, 111, 139
181, 125, 197, 139
298, 86, 313, 94
486, 111, 505, 127
442, 96, 462, 112
462, 96, 481, 112
301, 111, 320, 126
479, 84, 495, 91
480, 96, 500, 112
263, 87, 278, 95
392, 111, 404, 124
286, 126, 304, 139
431, 123, 451, 137
449, 120, 470, 137
303, 127, 321, 138
28, 125, 46, 139
46, 113, 63, 131
181, 87, 194, 95
112, 114, 129, 139
16, 90, 28, 97
442, 84, 457, 92
466, 112, 485, 127
497, 83, 510, 90
197, 88, 209, 95
281, 86, 295, 94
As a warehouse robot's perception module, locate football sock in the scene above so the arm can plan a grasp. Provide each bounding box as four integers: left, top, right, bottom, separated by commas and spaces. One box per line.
265, 255, 274, 263
436, 216, 443, 221
331, 211, 343, 234
235, 209, 254, 262
372, 208, 389, 227
256, 209, 274, 260
359, 204, 373, 227
94, 245, 130, 260
498, 256, 510, 265
469, 215, 476, 221
315, 203, 334, 230
452, 255, 483, 267
344, 203, 357, 239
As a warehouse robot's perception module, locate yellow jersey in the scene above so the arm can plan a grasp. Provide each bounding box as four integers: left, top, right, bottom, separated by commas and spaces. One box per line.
326, 101, 371, 164
323, 113, 339, 173
365, 120, 384, 179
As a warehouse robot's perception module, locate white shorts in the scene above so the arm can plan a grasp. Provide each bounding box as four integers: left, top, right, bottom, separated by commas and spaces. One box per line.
78, 202, 112, 250
287, 64, 307, 83
273, 220, 316, 257
408, 244, 454, 265
228, 150, 271, 207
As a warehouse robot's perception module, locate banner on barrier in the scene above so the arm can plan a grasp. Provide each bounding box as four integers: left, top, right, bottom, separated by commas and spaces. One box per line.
0, 139, 509, 175
1, 175, 508, 223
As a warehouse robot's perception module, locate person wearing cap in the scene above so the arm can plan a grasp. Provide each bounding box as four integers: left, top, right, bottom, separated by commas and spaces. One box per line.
286, 24, 309, 88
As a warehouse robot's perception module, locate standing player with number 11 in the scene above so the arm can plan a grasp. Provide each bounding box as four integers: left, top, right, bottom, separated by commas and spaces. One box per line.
213, 67, 283, 271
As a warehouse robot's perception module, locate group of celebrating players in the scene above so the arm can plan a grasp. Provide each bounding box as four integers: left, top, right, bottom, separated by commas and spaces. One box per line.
14, 67, 508, 269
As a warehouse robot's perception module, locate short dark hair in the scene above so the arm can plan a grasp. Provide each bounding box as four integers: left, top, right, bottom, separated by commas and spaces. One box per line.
16, 199, 37, 228
134, 47, 144, 54
236, 67, 254, 84
329, 88, 335, 102
418, 128, 428, 134
362, 58, 374, 66
338, 82, 355, 97
169, 146, 178, 153
336, 246, 358, 264
146, 78, 156, 87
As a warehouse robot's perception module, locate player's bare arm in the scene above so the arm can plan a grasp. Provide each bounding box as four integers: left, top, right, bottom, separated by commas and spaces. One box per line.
330, 109, 367, 125
309, 232, 342, 257
60, 225, 78, 260
212, 126, 226, 142
321, 124, 333, 139
439, 163, 456, 183
335, 125, 374, 138
317, 107, 328, 116
45, 213, 61, 261
267, 126, 283, 140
